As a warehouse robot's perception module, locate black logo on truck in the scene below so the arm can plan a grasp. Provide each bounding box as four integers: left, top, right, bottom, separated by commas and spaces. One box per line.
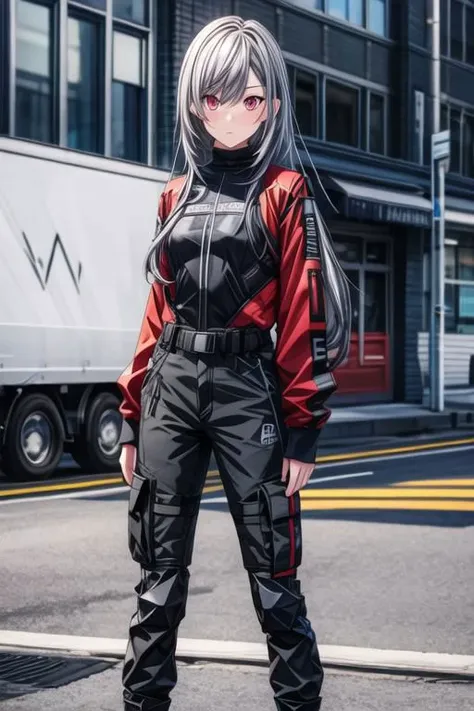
22, 232, 82, 293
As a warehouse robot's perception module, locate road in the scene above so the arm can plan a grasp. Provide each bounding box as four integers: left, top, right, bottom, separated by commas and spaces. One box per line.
0, 433, 473, 709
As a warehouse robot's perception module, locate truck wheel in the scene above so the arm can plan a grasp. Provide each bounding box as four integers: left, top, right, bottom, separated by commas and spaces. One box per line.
72, 392, 122, 473
2, 394, 65, 481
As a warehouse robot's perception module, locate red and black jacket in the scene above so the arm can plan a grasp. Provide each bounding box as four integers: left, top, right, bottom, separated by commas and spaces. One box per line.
118, 147, 337, 462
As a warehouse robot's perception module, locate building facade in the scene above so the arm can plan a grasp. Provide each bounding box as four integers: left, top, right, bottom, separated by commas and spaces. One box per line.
1, 0, 474, 404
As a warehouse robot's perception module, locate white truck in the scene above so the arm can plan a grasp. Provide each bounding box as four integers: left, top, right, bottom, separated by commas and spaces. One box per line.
0, 137, 167, 481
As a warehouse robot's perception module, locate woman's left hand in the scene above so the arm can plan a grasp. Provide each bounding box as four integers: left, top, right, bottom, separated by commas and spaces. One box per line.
281, 458, 315, 497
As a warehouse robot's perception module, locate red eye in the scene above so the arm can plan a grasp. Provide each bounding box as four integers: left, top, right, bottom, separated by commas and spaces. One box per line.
203, 95, 220, 111
244, 96, 263, 111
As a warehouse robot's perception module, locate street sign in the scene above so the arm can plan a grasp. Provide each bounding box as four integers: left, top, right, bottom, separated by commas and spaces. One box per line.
432, 130, 450, 161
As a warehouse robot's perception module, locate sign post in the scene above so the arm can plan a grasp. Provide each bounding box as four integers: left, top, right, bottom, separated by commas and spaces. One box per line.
430, 129, 450, 412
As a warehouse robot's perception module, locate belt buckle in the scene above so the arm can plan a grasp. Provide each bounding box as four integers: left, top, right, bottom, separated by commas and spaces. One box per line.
194, 332, 216, 353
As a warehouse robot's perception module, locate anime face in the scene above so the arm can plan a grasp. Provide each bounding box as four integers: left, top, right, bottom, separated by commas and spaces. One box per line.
192, 69, 280, 150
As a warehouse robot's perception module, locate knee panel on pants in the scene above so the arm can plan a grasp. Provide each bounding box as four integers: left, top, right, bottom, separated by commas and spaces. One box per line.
249, 573, 307, 634
128, 469, 200, 570
232, 481, 302, 577
134, 568, 190, 628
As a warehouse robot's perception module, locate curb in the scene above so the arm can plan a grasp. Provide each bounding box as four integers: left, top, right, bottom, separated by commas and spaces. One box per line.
1, 631, 473, 680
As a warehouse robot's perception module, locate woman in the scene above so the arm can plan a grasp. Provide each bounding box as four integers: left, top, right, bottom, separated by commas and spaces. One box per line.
118, 15, 351, 711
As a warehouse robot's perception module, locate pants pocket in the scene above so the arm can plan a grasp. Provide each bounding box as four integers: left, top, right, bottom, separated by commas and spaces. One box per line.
128, 471, 155, 569
233, 492, 273, 573
128, 469, 201, 570
261, 481, 302, 576
150, 491, 200, 568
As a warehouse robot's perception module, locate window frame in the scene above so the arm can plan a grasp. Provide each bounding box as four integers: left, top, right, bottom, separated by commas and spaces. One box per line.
66, 5, 105, 154
112, 0, 149, 28
285, 0, 389, 37
462, 111, 474, 178
324, 76, 362, 149
294, 67, 319, 138
110, 23, 148, 162
367, 90, 387, 155
444, 238, 474, 333
13, 0, 59, 144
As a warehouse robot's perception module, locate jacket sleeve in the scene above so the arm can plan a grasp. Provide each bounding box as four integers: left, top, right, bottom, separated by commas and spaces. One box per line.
117, 192, 168, 446
275, 173, 337, 463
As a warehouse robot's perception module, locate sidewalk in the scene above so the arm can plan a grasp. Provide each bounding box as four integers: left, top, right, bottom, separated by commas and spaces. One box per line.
321, 389, 474, 441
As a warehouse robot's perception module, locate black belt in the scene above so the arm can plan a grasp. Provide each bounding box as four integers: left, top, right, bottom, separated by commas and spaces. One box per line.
160, 323, 272, 355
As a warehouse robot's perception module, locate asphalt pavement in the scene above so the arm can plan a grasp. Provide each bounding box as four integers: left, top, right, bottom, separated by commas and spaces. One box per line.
0, 432, 473, 709
1, 661, 473, 711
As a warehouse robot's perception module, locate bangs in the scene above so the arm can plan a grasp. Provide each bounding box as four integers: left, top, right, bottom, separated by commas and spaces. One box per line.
191, 31, 266, 117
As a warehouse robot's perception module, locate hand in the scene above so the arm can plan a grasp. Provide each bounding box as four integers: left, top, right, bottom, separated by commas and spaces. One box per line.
281, 457, 315, 497
120, 444, 137, 487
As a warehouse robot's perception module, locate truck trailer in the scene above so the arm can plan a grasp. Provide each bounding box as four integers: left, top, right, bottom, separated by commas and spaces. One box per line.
0, 137, 167, 481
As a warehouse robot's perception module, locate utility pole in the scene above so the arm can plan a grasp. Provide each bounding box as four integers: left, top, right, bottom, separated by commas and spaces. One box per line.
429, 0, 449, 411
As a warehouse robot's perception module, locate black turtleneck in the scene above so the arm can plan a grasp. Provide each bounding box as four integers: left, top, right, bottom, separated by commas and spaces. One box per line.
209, 145, 256, 172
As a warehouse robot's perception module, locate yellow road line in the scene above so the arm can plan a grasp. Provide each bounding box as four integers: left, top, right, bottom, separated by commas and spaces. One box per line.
301, 499, 474, 512
315, 436, 474, 463
202, 484, 223, 494
300, 487, 474, 499
0, 476, 223, 499
0, 477, 123, 497
2, 436, 473, 499
396, 479, 474, 487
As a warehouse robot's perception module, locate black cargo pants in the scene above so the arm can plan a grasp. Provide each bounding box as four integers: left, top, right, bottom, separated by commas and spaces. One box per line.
123, 328, 324, 711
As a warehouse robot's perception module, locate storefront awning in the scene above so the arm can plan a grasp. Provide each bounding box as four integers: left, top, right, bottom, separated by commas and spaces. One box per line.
445, 196, 474, 226
329, 178, 432, 228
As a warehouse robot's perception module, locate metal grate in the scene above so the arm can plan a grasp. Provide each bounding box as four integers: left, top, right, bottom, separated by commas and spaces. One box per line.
0, 652, 115, 701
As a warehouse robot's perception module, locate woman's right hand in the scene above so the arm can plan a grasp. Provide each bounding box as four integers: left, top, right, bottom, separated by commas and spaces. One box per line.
120, 444, 137, 486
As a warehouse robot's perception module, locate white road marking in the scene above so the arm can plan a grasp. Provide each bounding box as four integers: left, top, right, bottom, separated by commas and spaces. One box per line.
308, 471, 374, 485
0, 485, 128, 507
315, 444, 474, 468
202, 471, 375, 504
1, 442, 473, 507
0, 630, 473, 678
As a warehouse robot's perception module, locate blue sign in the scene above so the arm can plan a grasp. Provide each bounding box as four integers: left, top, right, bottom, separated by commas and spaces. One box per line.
433, 198, 441, 218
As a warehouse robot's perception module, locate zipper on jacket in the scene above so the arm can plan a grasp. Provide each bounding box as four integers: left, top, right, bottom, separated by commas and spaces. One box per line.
199, 174, 225, 330
198, 214, 211, 330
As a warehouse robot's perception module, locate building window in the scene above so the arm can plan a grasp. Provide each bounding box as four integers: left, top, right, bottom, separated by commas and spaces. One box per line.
441, 104, 449, 131
462, 114, 474, 178
466, 5, 474, 66
328, 0, 364, 24
67, 16, 102, 153
450, 108, 461, 173
369, 93, 385, 154
112, 30, 146, 161
295, 70, 318, 137
368, 0, 386, 35
15, 0, 54, 143
325, 80, 359, 147
440, 0, 449, 55
76, 0, 106, 8
451, 0, 464, 61
288, 0, 387, 35
113, 0, 148, 26
444, 237, 474, 334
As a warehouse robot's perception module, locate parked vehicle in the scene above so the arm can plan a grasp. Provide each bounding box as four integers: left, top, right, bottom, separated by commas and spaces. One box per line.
0, 137, 167, 481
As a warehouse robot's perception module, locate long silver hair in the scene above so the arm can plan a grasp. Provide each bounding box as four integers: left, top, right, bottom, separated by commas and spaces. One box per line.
145, 15, 351, 369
